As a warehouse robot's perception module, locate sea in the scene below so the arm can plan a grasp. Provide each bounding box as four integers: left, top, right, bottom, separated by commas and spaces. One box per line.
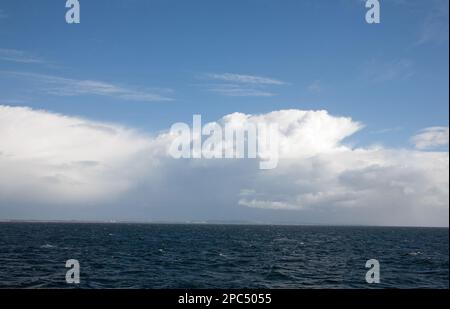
0, 223, 448, 288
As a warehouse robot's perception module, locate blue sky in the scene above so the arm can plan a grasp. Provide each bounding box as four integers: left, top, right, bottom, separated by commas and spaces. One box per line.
0, 0, 448, 147
0, 1, 449, 225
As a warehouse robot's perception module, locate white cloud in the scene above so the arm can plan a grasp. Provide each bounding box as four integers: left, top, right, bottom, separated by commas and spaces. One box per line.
1, 71, 173, 102
0, 49, 45, 64
411, 126, 449, 150
206, 73, 286, 85
220, 109, 362, 159
0, 105, 448, 226
0, 10, 6, 19
0, 105, 155, 205
202, 73, 286, 97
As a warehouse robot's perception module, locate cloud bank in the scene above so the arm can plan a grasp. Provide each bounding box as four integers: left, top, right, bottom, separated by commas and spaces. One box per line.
0, 105, 448, 226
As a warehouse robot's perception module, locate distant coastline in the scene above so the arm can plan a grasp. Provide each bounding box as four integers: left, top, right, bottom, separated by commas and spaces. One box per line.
0, 219, 447, 228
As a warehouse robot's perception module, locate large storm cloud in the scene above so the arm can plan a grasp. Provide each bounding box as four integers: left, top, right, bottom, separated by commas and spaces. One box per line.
0, 105, 448, 226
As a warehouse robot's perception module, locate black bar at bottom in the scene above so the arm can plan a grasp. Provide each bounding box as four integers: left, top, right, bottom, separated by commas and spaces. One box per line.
0, 289, 448, 307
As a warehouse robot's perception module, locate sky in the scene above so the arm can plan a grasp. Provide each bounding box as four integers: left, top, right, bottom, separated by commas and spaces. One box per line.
0, 0, 448, 226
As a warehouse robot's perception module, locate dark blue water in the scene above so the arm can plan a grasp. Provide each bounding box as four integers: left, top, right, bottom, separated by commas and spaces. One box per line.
0, 223, 448, 288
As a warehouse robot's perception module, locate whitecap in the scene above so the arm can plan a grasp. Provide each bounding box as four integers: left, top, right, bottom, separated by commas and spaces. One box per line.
408, 251, 422, 256
40, 244, 56, 249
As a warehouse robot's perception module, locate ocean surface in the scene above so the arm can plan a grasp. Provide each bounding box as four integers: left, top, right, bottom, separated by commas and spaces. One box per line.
0, 223, 448, 289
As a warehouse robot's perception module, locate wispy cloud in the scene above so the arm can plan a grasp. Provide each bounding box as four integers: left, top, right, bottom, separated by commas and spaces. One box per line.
416, 0, 449, 45
307, 80, 322, 93
411, 127, 449, 150
363, 58, 414, 82
206, 73, 286, 85
206, 84, 275, 97
2, 71, 174, 102
0, 9, 6, 19
0, 98, 30, 105
370, 126, 403, 134
201, 72, 286, 97
0, 48, 45, 64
